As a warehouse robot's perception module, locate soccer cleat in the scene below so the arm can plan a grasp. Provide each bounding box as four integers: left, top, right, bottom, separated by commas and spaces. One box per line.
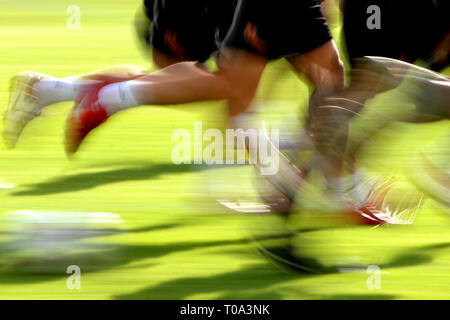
349, 203, 390, 225
64, 82, 109, 156
3, 72, 48, 148
345, 187, 412, 226
342, 204, 400, 226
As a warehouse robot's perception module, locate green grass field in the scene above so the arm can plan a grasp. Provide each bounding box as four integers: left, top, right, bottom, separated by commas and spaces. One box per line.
0, 0, 449, 300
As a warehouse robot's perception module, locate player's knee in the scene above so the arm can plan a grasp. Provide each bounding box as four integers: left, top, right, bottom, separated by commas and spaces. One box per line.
229, 82, 258, 107
213, 70, 257, 103
220, 79, 259, 116
307, 53, 345, 92
319, 42, 345, 87
328, 56, 345, 90
335, 59, 345, 78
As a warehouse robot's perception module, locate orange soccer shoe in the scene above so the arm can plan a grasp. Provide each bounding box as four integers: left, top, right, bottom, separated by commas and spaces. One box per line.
65, 82, 110, 156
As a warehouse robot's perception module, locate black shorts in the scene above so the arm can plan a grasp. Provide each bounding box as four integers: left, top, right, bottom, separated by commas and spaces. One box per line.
343, 0, 448, 69
141, 0, 236, 62
221, 0, 333, 60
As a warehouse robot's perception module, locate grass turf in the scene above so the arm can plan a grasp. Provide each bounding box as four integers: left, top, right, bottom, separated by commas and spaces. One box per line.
0, 0, 448, 299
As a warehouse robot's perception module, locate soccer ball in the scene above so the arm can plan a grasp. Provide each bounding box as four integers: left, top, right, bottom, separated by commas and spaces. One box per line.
0, 210, 127, 273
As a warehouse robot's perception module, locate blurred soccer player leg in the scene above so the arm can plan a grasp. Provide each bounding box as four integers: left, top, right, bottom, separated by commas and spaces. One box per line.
217, 50, 268, 119
3, 65, 152, 149
288, 40, 346, 195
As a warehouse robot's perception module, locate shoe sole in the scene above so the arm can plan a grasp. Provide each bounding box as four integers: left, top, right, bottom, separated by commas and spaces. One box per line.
4, 72, 43, 148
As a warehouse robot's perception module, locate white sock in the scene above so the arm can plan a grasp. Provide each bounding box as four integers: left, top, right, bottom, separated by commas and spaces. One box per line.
328, 176, 345, 198
33, 76, 97, 107
329, 173, 367, 207
97, 81, 140, 115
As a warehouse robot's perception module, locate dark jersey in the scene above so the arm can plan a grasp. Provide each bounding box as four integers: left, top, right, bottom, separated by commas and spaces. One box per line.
342, 0, 448, 69
143, 0, 155, 20
142, 0, 236, 62
222, 0, 332, 59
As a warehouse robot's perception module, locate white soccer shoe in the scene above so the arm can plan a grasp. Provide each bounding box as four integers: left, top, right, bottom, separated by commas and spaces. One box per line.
3, 71, 48, 148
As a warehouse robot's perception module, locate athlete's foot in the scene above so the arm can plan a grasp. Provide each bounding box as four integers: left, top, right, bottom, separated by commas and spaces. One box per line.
4, 72, 49, 148
331, 172, 412, 225
65, 82, 110, 156
343, 189, 412, 226
344, 203, 388, 225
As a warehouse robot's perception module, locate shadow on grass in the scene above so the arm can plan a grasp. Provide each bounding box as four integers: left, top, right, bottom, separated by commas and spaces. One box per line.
114, 265, 398, 299
10, 163, 229, 196
321, 294, 397, 300
1, 213, 448, 299
0, 226, 279, 284
115, 264, 302, 300
113, 242, 450, 300
0, 223, 179, 238
380, 242, 450, 269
